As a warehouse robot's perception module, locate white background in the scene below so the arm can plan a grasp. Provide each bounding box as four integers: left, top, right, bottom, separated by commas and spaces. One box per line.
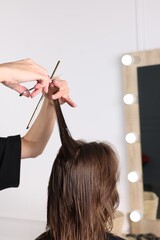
0, 0, 160, 239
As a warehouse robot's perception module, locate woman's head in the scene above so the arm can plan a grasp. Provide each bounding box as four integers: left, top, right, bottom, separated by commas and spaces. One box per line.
47, 140, 119, 240
38, 100, 119, 240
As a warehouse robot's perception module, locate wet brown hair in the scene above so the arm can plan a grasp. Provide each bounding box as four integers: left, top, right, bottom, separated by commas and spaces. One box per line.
36, 100, 119, 240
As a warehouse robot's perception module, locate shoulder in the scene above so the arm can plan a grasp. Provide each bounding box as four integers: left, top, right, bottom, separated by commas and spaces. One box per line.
107, 233, 125, 240
35, 231, 51, 240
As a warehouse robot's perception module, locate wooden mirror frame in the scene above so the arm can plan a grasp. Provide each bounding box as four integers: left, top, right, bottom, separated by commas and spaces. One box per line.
122, 48, 160, 235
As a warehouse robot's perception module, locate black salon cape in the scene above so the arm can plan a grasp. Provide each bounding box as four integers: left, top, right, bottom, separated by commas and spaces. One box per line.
36, 231, 125, 240
0, 135, 21, 190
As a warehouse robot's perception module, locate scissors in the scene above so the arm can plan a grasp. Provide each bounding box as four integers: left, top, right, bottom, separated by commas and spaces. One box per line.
19, 87, 35, 97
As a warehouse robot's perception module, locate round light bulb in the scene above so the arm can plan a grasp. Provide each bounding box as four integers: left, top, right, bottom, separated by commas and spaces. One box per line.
130, 210, 142, 222
123, 94, 135, 105
125, 133, 137, 144
121, 55, 134, 66
128, 171, 139, 183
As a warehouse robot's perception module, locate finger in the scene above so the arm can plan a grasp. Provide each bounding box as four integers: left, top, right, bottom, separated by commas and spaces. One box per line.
43, 81, 49, 93
63, 97, 77, 107
51, 89, 68, 99
52, 92, 76, 107
52, 78, 67, 89
34, 82, 44, 89
59, 96, 77, 107
14, 85, 31, 98
36, 79, 50, 94
30, 88, 42, 98
62, 97, 77, 107
49, 82, 55, 88
19, 90, 31, 97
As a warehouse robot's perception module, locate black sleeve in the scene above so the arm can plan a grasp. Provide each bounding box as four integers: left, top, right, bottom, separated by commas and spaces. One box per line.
0, 135, 21, 190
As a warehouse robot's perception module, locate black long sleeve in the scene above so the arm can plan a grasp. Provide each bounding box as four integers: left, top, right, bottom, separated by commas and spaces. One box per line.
0, 135, 21, 190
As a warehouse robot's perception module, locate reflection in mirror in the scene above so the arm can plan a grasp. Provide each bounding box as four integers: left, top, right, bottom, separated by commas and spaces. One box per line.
122, 48, 160, 235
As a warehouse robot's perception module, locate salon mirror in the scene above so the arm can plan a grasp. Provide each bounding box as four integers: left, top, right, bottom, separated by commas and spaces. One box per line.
122, 48, 160, 235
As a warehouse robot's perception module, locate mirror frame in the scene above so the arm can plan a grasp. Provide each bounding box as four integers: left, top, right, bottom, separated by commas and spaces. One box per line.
122, 48, 160, 234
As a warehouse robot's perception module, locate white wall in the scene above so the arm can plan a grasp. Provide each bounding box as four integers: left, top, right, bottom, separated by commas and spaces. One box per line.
0, 0, 160, 238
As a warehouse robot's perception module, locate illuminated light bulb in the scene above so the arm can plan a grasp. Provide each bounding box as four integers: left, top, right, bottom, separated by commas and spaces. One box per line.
125, 133, 137, 144
128, 171, 139, 183
130, 210, 142, 222
123, 94, 135, 105
121, 54, 134, 66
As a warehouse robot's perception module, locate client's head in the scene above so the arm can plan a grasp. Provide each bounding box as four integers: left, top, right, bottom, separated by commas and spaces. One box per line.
47, 140, 119, 240
37, 100, 119, 240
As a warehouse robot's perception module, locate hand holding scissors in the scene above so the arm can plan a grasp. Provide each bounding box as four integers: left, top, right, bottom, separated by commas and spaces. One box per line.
0, 58, 50, 97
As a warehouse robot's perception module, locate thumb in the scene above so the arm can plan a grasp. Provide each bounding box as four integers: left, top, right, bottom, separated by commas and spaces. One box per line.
14, 85, 31, 97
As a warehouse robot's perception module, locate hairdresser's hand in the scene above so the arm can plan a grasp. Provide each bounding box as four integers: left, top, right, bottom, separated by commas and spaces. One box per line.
46, 77, 77, 107
0, 58, 50, 97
